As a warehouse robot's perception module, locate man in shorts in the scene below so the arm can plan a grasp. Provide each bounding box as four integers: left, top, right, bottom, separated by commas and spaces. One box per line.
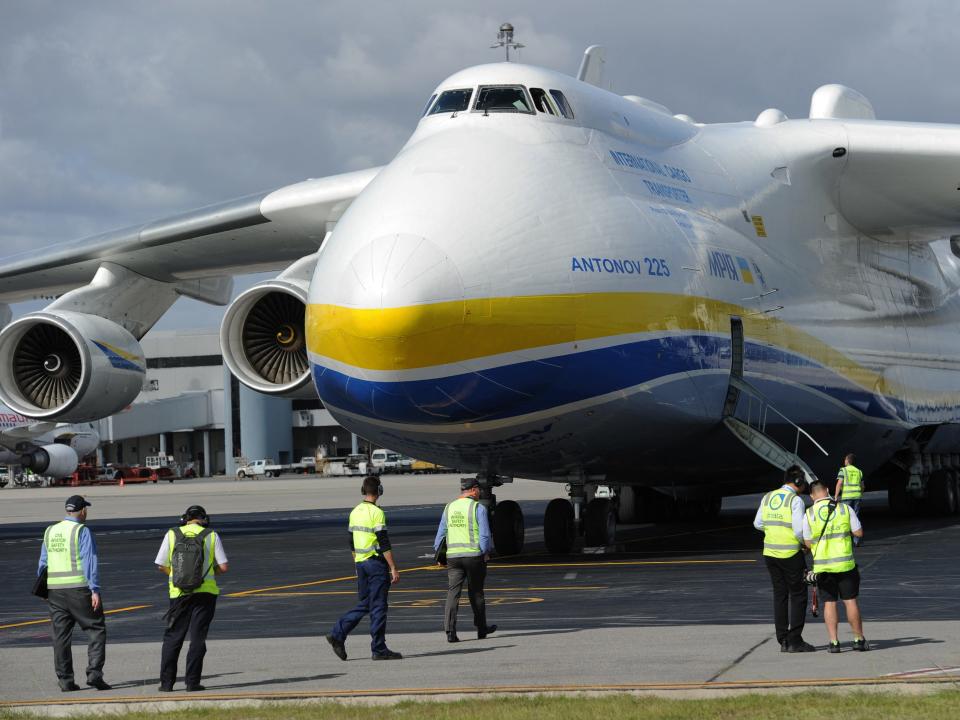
803, 477, 868, 652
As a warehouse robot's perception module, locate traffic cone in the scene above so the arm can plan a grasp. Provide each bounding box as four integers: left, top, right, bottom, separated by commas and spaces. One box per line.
119, 476, 125, 488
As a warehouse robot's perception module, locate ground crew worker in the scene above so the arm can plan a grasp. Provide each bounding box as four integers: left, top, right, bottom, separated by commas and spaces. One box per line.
835, 454, 864, 546
434, 478, 496, 643
154, 505, 229, 692
753, 465, 815, 652
326, 476, 402, 661
38, 495, 110, 691
803, 477, 869, 652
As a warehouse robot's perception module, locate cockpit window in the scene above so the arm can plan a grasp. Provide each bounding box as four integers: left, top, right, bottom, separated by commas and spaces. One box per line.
421, 93, 437, 117
530, 88, 557, 116
474, 85, 533, 114
549, 89, 575, 119
429, 89, 473, 115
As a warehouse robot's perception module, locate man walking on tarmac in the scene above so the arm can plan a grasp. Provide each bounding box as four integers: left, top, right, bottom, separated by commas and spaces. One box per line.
155, 505, 229, 692
754, 465, 815, 652
804, 476, 869, 652
38, 495, 111, 691
434, 477, 497, 643
835, 453, 864, 545
327, 476, 402, 661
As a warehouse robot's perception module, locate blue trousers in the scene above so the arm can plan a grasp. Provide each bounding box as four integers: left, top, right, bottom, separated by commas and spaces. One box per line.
843, 499, 862, 545
331, 557, 390, 654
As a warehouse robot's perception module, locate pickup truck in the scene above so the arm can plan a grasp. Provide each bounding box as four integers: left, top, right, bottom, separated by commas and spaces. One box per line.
291, 457, 317, 474
236, 459, 289, 478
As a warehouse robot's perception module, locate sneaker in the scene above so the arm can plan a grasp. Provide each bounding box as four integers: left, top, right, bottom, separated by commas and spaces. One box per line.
828, 641, 841, 654
372, 650, 403, 660
478, 624, 498, 640
786, 641, 816, 653
326, 634, 347, 661
853, 637, 871, 652
88, 678, 112, 691
446, 632, 460, 643
59, 682, 81, 692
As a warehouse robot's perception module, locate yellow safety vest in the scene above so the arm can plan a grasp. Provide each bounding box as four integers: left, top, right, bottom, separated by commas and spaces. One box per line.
166, 524, 220, 598
838, 465, 863, 500
349, 502, 386, 563
760, 488, 801, 558
44, 520, 87, 589
445, 497, 482, 558
806, 499, 855, 574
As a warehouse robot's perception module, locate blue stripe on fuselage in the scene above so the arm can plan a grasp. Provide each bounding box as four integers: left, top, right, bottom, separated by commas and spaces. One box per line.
311, 336, 901, 426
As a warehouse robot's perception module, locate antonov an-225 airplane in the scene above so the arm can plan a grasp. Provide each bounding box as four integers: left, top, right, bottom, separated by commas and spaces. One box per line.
1, 45, 959, 553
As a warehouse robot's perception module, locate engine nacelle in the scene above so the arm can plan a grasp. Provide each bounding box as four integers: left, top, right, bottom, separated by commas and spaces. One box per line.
21, 443, 79, 479
0, 311, 145, 422
220, 280, 315, 398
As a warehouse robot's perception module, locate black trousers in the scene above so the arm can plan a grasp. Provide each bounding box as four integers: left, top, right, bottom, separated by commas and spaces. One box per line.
48, 588, 107, 684
764, 553, 808, 646
444, 556, 487, 633
160, 593, 217, 687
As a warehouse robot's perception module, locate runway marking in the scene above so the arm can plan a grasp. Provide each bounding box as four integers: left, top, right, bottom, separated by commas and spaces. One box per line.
0, 605, 152, 631
226, 563, 439, 597
391, 596, 544, 608
4, 674, 960, 707
242, 586, 607, 597
492, 559, 756, 569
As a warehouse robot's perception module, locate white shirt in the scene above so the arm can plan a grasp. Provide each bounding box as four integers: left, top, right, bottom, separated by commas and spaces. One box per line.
802, 502, 862, 541
753, 485, 806, 541
154, 528, 228, 567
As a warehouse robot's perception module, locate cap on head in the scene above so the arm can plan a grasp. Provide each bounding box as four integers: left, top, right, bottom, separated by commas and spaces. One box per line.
65, 495, 91, 512
460, 477, 480, 492
182, 505, 208, 521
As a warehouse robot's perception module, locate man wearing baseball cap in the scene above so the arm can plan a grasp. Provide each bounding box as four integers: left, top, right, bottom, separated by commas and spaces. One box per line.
38, 495, 110, 692
434, 478, 497, 643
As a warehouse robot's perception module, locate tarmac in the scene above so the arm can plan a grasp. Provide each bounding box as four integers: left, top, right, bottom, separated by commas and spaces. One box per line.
1, 474, 959, 711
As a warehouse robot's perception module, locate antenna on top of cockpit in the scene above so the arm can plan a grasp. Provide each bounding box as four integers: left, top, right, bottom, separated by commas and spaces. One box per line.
491, 22, 524, 62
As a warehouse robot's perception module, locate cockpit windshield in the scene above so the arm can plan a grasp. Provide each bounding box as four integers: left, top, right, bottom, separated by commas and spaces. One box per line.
428, 88, 473, 115
474, 85, 533, 114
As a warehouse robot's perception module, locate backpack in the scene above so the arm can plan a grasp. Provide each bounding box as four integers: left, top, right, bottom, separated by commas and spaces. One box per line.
170, 527, 213, 592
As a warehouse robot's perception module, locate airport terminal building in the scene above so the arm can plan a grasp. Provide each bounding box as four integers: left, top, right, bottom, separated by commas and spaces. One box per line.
95, 329, 360, 476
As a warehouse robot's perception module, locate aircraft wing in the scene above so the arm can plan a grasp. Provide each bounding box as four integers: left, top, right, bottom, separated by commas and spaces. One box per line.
0, 167, 382, 304
837, 121, 960, 237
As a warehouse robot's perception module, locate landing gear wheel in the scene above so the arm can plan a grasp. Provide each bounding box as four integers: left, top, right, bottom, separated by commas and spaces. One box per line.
703, 496, 723, 519
952, 473, 960, 515
616, 486, 637, 524
584, 498, 616, 547
888, 477, 912, 517
492, 500, 525, 556
928, 469, 956, 515
544, 498, 575, 554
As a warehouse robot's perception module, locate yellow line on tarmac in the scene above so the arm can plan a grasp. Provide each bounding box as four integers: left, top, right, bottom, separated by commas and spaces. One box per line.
248, 586, 608, 597
226, 563, 439, 597
3, 674, 960, 707
492, 559, 756, 570
0, 605, 151, 631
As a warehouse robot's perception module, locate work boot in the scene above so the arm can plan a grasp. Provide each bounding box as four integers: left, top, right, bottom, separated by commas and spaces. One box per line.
326, 634, 347, 661
185, 684, 206, 692
446, 631, 460, 643
372, 650, 403, 660
59, 681, 81, 692
158, 684, 174, 692
478, 624, 498, 640
852, 637, 871, 652
87, 678, 112, 691
786, 641, 816, 653
828, 641, 841, 654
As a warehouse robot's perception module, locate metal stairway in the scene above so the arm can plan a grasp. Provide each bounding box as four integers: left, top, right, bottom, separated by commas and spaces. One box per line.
721, 317, 828, 478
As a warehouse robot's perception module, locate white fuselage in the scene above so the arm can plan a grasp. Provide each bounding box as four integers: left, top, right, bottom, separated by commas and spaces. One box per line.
304, 63, 960, 492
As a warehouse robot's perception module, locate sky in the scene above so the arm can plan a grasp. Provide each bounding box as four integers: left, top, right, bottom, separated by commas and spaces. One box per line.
1, 0, 958, 330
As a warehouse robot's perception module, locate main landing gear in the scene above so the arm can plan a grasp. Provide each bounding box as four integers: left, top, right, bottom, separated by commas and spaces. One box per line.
543, 486, 617, 554
889, 451, 960, 517
478, 476, 526, 556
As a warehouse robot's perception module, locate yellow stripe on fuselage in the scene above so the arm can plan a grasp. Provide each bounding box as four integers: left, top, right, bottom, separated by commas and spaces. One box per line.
306, 290, 879, 385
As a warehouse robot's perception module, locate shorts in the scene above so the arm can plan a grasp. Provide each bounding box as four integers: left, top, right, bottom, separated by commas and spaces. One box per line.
817, 567, 860, 601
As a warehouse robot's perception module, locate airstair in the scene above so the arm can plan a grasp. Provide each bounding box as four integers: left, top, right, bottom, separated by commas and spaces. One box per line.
721, 318, 828, 479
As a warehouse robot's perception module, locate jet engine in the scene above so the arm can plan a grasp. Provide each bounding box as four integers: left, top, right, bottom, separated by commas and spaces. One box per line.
0, 311, 145, 422
220, 279, 315, 398
21, 443, 79, 479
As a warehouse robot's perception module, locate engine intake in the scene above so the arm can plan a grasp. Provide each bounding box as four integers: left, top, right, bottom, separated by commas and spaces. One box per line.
220, 280, 314, 398
0, 311, 145, 422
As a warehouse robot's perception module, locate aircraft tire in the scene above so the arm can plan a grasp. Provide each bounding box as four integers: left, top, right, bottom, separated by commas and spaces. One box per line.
928, 469, 956, 516
952, 473, 960, 515
616, 486, 637, 524
544, 498, 575, 554
584, 498, 616, 547
492, 500, 524, 556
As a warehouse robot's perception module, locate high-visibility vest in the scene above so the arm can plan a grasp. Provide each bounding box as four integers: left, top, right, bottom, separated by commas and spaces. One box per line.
760, 488, 801, 558
44, 520, 88, 589
838, 465, 863, 500
166, 524, 220, 598
349, 502, 386, 563
806, 499, 856, 574
445, 497, 482, 558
